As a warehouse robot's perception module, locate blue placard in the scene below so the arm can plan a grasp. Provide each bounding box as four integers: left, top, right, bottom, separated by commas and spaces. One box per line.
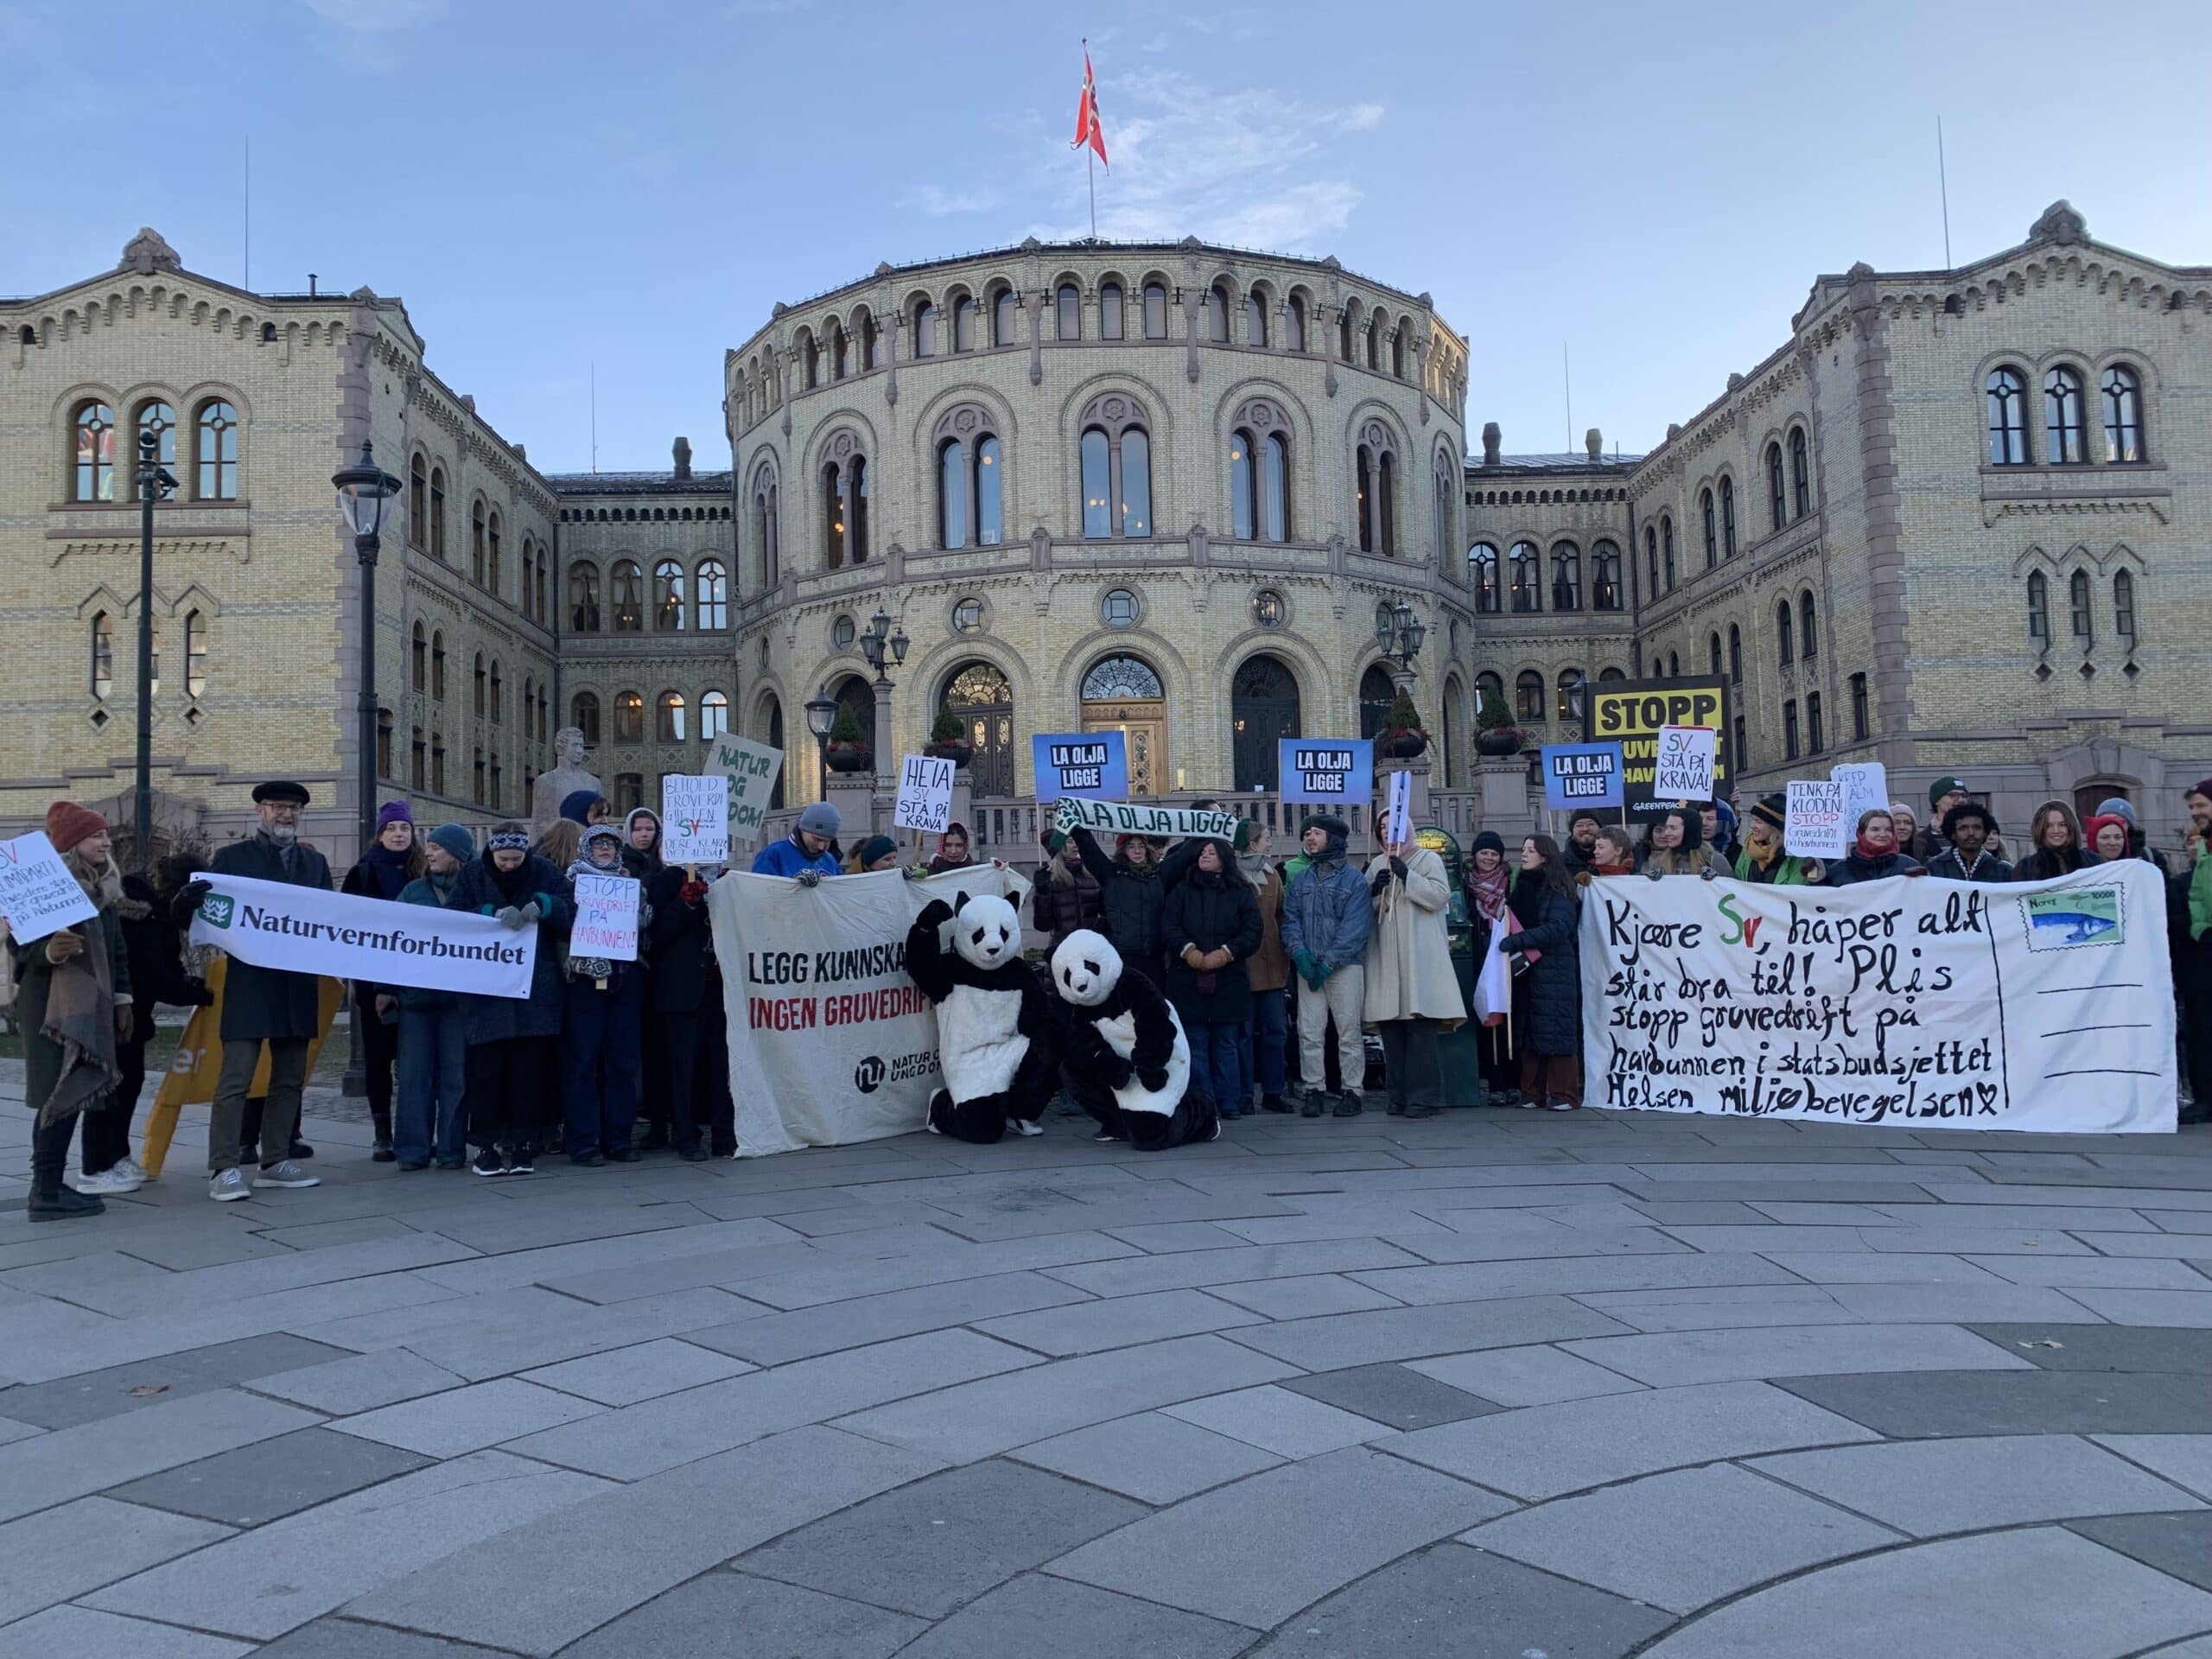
1032, 732, 1128, 802
1278, 738, 1374, 804
1541, 742, 1625, 811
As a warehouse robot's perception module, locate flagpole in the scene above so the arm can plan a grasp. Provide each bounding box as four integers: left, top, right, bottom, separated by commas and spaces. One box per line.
1086, 148, 1096, 241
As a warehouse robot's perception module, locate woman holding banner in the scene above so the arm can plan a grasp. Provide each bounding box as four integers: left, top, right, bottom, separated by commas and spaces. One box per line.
1464, 832, 1524, 1104
394, 824, 474, 1170
448, 823, 570, 1176
2012, 800, 2100, 881
1365, 810, 1459, 1120
1824, 809, 1924, 886
1501, 836, 1583, 1112
1070, 824, 1168, 989
340, 802, 425, 1161
560, 824, 648, 1166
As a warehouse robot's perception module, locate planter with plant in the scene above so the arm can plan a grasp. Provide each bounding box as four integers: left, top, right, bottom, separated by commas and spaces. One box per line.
923, 710, 973, 769
1377, 689, 1430, 760
823, 703, 874, 773
1473, 691, 1526, 756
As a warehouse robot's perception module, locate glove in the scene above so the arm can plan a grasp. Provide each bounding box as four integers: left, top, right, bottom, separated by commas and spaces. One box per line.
1312, 957, 1337, 987
1645, 867, 1664, 881
795, 869, 823, 888
1389, 855, 1408, 880
902, 866, 925, 881
1291, 947, 1316, 986
172, 878, 213, 925
495, 906, 529, 931
186, 978, 215, 1007
1700, 865, 1717, 881
1370, 868, 1394, 894
680, 879, 709, 907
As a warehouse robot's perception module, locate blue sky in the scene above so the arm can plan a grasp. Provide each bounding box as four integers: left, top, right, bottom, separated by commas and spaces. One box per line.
4, 0, 2206, 475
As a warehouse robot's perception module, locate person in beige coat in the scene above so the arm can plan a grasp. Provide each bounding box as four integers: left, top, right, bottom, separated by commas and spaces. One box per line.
1363, 811, 1461, 1118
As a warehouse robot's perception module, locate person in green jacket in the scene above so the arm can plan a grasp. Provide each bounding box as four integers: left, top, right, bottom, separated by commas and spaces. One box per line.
16, 802, 134, 1222
1733, 793, 1827, 886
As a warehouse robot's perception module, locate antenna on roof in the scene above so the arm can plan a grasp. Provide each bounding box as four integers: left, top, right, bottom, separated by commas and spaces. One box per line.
590, 362, 598, 474
242, 137, 250, 289
1936, 115, 1953, 269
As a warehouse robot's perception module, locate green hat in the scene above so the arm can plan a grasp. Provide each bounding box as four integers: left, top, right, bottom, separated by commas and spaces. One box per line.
1928, 775, 1968, 810
1233, 820, 1257, 852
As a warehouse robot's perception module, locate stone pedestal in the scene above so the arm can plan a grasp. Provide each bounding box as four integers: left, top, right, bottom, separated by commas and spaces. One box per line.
824, 773, 877, 847
1377, 756, 1433, 831
1474, 756, 1536, 847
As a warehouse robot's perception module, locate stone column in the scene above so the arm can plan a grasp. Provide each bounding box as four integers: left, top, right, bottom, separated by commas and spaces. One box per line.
824, 772, 875, 844
1474, 757, 1536, 848
872, 676, 894, 795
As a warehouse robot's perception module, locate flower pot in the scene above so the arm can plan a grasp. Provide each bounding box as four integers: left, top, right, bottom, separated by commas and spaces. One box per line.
924, 741, 974, 770
1474, 728, 1524, 757
823, 744, 874, 775
1378, 730, 1429, 760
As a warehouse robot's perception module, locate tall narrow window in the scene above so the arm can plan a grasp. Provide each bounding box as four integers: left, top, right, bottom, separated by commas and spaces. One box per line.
2027, 570, 2050, 646
1784, 700, 1801, 761
412, 725, 426, 787
1099, 281, 1123, 340
1286, 293, 1306, 352
2113, 569, 2137, 646
1806, 691, 1824, 755
1230, 429, 1255, 542
431, 735, 446, 796
1661, 516, 1675, 589
486, 512, 501, 593
1799, 590, 1818, 659
90, 612, 113, 697
1550, 541, 1581, 611
2044, 366, 2086, 464
569, 563, 601, 632
613, 690, 644, 743
939, 438, 969, 550
1592, 540, 1621, 610
1339, 308, 1355, 362
1850, 672, 1869, 740
572, 690, 601, 746
473, 748, 486, 805
1556, 668, 1585, 725
471, 501, 486, 583
1245, 290, 1268, 346
1708, 632, 1723, 677
1120, 431, 1149, 537
1987, 366, 2029, 465
1644, 527, 1659, 597
409, 454, 428, 544
801, 334, 820, 389
952, 296, 976, 353
701, 690, 729, 741
411, 621, 427, 690
656, 690, 686, 741
992, 289, 1016, 346
429, 467, 446, 560
610, 560, 643, 632
1081, 429, 1111, 538
1509, 541, 1541, 613
1142, 281, 1167, 340
653, 558, 685, 630
1391, 325, 1406, 378
137, 401, 176, 480
2069, 568, 2093, 645
73, 402, 116, 501
192, 400, 238, 500
1205, 282, 1230, 342
1470, 543, 1500, 613
1777, 599, 1794, 666
1516, 670, 1546, 724
1366, 315, 1381, 370
1766, 442, 1786, 532
2102, 365, 2143, 462
1789, 426, 1811, 517
1719, 476, 1736, 557
695, 560, 727, 631
184, 609, 207, 696
912, 301, 936, 357
976, 435, 1002, 543
1262, 434, 1287, 543
490, 661, 503, 723
473, 652, 486, 716
1733, 715, 1747, 773
1728, 623, 1743, 685
861, 314, 880, 368
1056, 282, 1079, 340
1700, 488, 1717, 568
431, 631, 446, 700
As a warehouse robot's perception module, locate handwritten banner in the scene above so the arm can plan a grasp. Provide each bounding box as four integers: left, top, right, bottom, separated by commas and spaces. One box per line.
1653, 725, 1718, 805
661, 774, 730, 867
0, 830, 98, 944
1832, 761, 1890, 831
1054, 798, 1241, 842
570, 872, 639, 963
707, 735, 785, 844
1279, 739, 1374, 804
1579, 863, 2175, 1134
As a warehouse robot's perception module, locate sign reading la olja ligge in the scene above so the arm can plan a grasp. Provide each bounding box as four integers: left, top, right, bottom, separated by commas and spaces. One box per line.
1032, 731, 1129, 801
1279, 739, 1373, 804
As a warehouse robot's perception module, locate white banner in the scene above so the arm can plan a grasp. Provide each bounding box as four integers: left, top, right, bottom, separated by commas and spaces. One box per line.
709, 864, 1032, 1156
893, 754, 956, 834
188, 871, 535, 998
571, 872, 639, 963
1579, 863, 2176, 1134
0, 830, 97, 944
705, 734, 785, 845
1054, 798, 1241, 841
661, 774, 730, 867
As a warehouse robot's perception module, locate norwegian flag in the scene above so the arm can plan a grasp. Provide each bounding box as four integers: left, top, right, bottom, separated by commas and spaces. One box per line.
1071, 42, 1109, 168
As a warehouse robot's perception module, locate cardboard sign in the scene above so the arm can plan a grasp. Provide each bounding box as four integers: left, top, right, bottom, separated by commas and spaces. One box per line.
1832, 761, 1890, 835
570, 872, 639, 963
706, 734, 785, 844
0, 830, 98, 945
893, 754, 957, 834
1382, 770, 1413, 847
1033, 732, 1129, 802
1586, 676, 1733, 822
1541, 743, 1625, 811
1279, 739, 1374, 804
661, 774, 730, 867
1785, 779, 1848, 859
1652, 725, 1718, 805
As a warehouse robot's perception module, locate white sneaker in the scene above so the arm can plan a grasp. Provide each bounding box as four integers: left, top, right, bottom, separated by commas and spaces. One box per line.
1007, 1117, 1044, 1138
73, 1167, 142, 1196
116, 1155, 152, 1184
1546, 1098, 1578, 1113
253, 1160, 321, 1190
208, 1167, 251, 1202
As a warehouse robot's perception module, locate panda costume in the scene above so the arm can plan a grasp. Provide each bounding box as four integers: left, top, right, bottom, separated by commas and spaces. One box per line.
906, 892, 1060, 1143
1049, 928, 1220, 1151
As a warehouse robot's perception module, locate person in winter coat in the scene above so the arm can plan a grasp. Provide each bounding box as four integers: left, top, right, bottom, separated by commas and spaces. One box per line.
849, 835, 901, 874
394, 823, 474, 1169
1463, 830, 1524, 1103
1501, 835, 1582, 1111
752, 801, 843, 881
17, 804, 135, 1221
2096, 797, 2171, 875
1562, 810, 1605, 878
1733, 794, 1826, 885
1281, 813, 1375, 1119
618, 806, 668, 1144
2012, 800, 2099, 881
1912, 778, 1972, 863
445, 823, 571, 1176
559, 788, 608, 828
926, 823, 978, 874
1700, 801, 1742, 868
1887, 804, 1921, 861
1925, 804, 2012, 883
1236, 823, 1293, 1115
621, 807, 664, 882
171, 780, 328, 1203
646, 859, 730, 1158
1640, 806, 1732, 879
1160, 838, 1264, 1118
1070, 823, 1168, 988
1824, 809, 1925, 886
1032, 830, 1106, 949
340, 800, 425, 1161
1364, 811, 1459, 1120
558, 823, 647, 1166
2168, 779, 2212, 1125
2086, 812, 2133, 867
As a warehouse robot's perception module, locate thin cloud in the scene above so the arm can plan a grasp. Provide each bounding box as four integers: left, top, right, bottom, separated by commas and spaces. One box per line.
302, 0, 441, 29
910, 185, 1005, 217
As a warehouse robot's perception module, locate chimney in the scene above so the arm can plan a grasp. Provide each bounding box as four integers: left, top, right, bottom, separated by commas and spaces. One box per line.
1481, 422, 1501, 467
1585, 427, 1602, 461
672, 436, 693, 481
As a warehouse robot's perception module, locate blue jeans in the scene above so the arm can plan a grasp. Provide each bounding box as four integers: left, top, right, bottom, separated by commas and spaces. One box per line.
562, 973, 643, 1157
397, 1006, 467, 1165
1248, 987, 1287, 1101
1187, 1020, 1243, 1117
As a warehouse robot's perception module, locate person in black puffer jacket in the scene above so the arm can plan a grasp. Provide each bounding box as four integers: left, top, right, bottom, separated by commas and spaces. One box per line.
1160, 838, 1263, 1119
445, 825, 571, 1176
1500, 835, 1584, 1111
1071, 823, 1168, 988
645, 861, 729, 1159
1825, 808, 1926, 886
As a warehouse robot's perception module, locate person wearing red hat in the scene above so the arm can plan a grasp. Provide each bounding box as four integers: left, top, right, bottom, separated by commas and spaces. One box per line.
18, 803, 134, 1222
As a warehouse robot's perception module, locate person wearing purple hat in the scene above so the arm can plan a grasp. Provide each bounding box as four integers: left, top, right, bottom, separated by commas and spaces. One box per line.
340, 802, 425, 1160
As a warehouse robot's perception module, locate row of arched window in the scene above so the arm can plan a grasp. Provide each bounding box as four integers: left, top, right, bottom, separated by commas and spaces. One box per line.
566, 558, 728, 633
1478, 665, 1628, 726
87, 610, 208, 700
2025, 568, 2139, 653
556, 504, 729, 524
70, 399, 238, 503
1774, 588, 1821, 667
569, 689, 731, 747
1468, 540, 1624, 614
1987, 362, 2145, 467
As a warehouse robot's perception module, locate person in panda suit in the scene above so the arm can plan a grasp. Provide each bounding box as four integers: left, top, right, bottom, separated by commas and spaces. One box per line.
1049, 928, 1220, 1150
905, 890, 1060, 1143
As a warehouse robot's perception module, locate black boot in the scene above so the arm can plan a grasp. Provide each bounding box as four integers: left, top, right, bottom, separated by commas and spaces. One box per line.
371, 1109, 396, 1163
29, 1118, 102, 1223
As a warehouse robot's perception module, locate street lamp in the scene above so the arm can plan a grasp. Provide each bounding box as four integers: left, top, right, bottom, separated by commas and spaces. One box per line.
804, 683, 838, 745
1374, 599, 1427, 685
133, 429, 179, 873
856, 608, 909, 686
332, 440, 402, 857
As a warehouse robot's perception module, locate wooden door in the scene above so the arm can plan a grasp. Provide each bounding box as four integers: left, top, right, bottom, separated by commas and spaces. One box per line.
1084, 700, 1165, 796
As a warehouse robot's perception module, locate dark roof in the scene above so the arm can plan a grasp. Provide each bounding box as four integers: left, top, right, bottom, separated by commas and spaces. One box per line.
1465, 451, 1644, 476
545, 470, 733, 498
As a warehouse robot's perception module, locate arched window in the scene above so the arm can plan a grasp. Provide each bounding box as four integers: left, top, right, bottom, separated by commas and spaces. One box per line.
1099, 281, 1124, 340
521, 675, 534, 741
1777, 599, 1794, 666
1365, 313, 1382, 371
2102, 365, 2144, 462
2044, 365, 2086, 464
473, 652, 487, 716
701, 689, 729, 741
1470, 543, 1500, 613
1354, 422, 1399, 554
1708, 631, 1723, 677
1338, 307, 1355, 363
1592, 540, 1622, 611
411, 621, 427, 690
1765, 443, 1786, 533
1205, 281, 1230, 342
652, 558, 685, 630
991, 287, 1018, 346
471, 501, 486, 584
490, 660, 504, 723
1286, 292, 1307, 352
941, 661, 1015, 797
1806, 691, 1824, 755
486, 512, 501, 593
73, 402, 116, 501
188, 398, 238, 501
800, 332, 819, 389
752, 466, 780, 588
410, 725, 427, 789
136, 400, 176, 480
1700, 487, 1717, 567
1391, 323, 1407, 378
656, 690, 686, 742
1056, 282, 1080, 340
1645, 527, 1659, 597
569, 563, 601, 632
1719, 477, 1736, 558
2069, 568, 2094, 645
1508, 541, 1541, 613
429, 467, 447, 560
409, 452, 428, 545
609, 559, 643, 632
430, 733, 446, 795
1799, 590, 1818, 659
571, 690, 601, 746
1228, 402, 1291, 543
1661, 516, 1675, 589
1515, 669, 1546, 724
2026, 570, 2050, 646
1230, 653, 1301, 791
951, 295, 976, 353
1987, 366, 2029, 465
912, 299, 937, 357
1142, 280, 1168, 340
430, 631, 446, 700
1474, 670, 1505, 721
613, 690, 644, 743
1789, 426, 1811, 518
1077, 397, 1151, 539
861, 312, 880, 370
2113, 569, 2138, 645
1728, 623, 1743, 684
1246, 289, 1268, 346
1556, 668, 1585, 725
1433, 455, 1453, 563
1550, 541, 1581, 611
90, 611, 113, 697
696, 560, 728, 630
185, 608, 207, 697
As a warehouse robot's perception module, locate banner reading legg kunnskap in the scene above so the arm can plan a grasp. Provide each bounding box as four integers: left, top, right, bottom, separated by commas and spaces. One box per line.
1578, 863, 2176, 1134
708, 863, 1030, 1156
188, 872, 536, 998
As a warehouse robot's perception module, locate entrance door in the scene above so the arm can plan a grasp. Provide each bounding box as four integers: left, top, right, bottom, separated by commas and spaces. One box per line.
1080, 653, 1166, 797
1232, 653, 1301, 793
943, 661, 1016, 798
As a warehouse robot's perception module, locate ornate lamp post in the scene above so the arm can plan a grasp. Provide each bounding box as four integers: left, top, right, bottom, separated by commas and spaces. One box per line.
133, 429, 178, 873
856, 608, 909, 789
332, 440, 402, 856
1373, 599, 1427, 691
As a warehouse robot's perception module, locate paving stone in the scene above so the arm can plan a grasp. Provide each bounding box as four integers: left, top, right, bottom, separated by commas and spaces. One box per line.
1637, 1526, 2212, 1659
974, 1287, 1262, 1356
246, 1349, 465, 1415
1557, 1321, 2028, 1386
560, 1572, 925, 1659
2147, 1209, 2212, 1232
0, 1333, 353, 1430
520, 1337, 753, 1405
688, 1270, 1089, 1367
1013, 1410, 1283, 1503
1108, 1220, 1277, 1252
341, 1427, 943, 1656
36, 1234, 481, 1318
1628, 1199, 1771, 1224
1751, 1433, 2202, 1535
2093, 1434, 2212, 1501
0, 1386, 321, 1524
1040, 1238, 1427, 1298
898, 1572, 1255, 1658
86, 1451, 613, 1640
512, 1327, 1039, 1479
391, 1286, 766, 1382
2065, 1231, 2212, 1258
1273, 1363, 1499, 1431
2060, 1288, 2212, 1325
406, 1216, 802, 1294
1758, 1249, 2008, 1285
734, 1230, 1141, 1309
331, 1376, 600, 1459
234, 1615, 517, 1657
1393, 1379, 1879, 1501
1462, 1463, 1902, 1614
2066, 1510, 2212, 1592
740, 1459, 1145, 1618
106, 1427, 431, 1526
1967, 1323, 2212, 1372
1406, 1343, 1646, 1407
1205, 1272, 1405, 1319
0, 1496, 233, 1624
1777, 1368, 2212, 1436
1573, 1286, 1860, 1332
0, 1605, 253, 1659
833, 1333, 1300, 1465
1351, 1251, 1802, 1305
1816, 1282, 2104, 1323
0, 1417, 36, 1446
1245, 1541, 1673, 1658
1049, 1445, 1510, 1629
1165, 1384, 1399, 1458
1226, 1294, 1630, 1371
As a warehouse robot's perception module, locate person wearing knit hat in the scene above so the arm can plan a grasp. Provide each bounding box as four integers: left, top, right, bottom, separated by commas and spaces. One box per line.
1562, 808, 1605, 876
1281, 810, 1373, 1117
851, 835, 900, 873
2092, 796, 2171, 874
559, 788, 607, 827
1734, 793, 1823, 886
558, 823, 650, 1166
751, 800, 842, 882
340, 804, 427, 1161
392, 823, 474, 1168
1916, 777, 1970, 861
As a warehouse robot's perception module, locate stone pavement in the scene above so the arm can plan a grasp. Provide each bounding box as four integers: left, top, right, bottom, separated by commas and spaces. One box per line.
3, 1064, 2210, 1658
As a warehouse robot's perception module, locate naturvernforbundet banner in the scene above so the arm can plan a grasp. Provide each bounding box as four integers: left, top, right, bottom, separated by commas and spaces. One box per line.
187, 871, 537, 998
1577, 862, 2175, 1134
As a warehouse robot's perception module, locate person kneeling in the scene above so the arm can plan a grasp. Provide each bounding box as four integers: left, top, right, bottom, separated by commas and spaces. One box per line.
1051, 930, 1219, 1151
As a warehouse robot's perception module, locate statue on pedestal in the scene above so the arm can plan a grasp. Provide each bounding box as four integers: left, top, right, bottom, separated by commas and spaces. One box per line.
531, 727, 602, 834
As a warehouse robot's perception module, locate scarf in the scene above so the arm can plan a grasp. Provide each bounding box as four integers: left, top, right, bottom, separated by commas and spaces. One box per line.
40, 851, 122, 1128
2190, 843, 2212, 943
1236, 850, 1269, 884
1468, 861, 1510, 922
486, 855, 536, 903
1593, 858, 1637, 879
1854, 833, 1894, 861
360, 842, 412, 899
1744, 836, 1780, 871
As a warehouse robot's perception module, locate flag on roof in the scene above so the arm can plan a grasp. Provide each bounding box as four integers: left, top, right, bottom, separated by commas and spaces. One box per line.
1071, 42, 1109, 168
